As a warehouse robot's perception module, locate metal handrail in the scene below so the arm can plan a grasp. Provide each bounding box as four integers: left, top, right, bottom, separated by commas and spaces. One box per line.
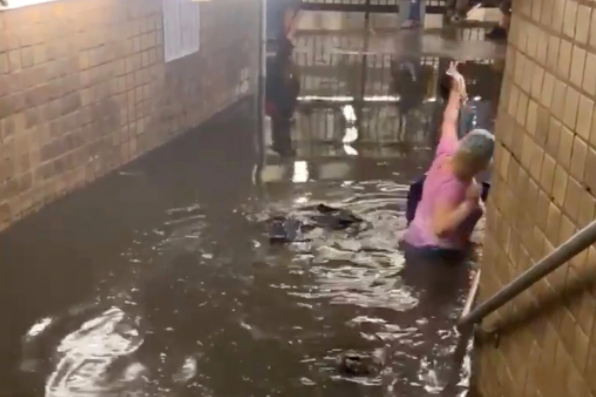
458, 219, 596, 330
460, 269, 481, 321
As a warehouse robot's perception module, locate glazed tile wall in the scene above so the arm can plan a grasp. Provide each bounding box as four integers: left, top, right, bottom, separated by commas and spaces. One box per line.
478, 0, 596, 396
0, 0, 258, 230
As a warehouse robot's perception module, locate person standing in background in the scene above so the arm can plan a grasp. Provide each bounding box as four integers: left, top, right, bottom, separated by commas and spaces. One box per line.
266, 0, 301, 41
399, 0, 426, 28
265, 0, 303, 156
444, 0, 469, 22
266, 38, 300, 156
485, 0, 511, 41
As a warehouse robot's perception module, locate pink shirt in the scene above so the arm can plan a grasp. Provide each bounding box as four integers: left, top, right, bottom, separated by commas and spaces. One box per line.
404, 133, 483, 250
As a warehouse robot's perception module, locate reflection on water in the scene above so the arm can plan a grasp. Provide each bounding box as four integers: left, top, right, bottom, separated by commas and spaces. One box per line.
43, 307, 143, 397
293, 29, 503, 148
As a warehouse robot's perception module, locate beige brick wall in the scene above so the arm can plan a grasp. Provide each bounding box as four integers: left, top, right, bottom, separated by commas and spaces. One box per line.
478, 0, 596, 396
0, 0, 257, 230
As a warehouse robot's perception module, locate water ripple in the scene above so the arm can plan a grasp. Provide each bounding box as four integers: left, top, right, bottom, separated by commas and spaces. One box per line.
19, 178, 475, 397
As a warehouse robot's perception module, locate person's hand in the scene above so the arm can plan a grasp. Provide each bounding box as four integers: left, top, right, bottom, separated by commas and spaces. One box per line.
446, 61, 468, 101
465, 182, 481, 203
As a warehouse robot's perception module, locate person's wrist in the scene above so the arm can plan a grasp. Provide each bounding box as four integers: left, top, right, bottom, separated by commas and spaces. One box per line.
460, 200, 475, 212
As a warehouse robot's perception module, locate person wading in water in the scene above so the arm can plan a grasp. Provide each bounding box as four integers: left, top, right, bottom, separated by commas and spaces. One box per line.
402, 62, 494, 256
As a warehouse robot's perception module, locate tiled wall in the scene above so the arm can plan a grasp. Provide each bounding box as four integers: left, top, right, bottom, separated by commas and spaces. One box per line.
478, 0, 596, 396
0, 0, 258, 230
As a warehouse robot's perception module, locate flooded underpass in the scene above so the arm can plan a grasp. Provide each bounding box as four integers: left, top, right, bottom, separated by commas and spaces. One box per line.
0, 15, 504, 397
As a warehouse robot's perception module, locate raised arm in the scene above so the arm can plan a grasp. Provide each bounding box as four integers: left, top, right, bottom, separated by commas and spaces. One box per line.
440, 62, 467, 144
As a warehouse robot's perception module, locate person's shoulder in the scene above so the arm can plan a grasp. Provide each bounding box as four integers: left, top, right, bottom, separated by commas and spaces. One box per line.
435, 133, 460, 157
429, 152, 452, 173
427, 160, 463, 189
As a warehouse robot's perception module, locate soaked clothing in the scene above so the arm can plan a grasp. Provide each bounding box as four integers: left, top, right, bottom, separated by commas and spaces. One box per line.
403, 133, 483, 250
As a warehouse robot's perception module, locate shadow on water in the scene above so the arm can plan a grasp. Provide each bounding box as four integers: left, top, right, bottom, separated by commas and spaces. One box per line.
0, 21, 502, 397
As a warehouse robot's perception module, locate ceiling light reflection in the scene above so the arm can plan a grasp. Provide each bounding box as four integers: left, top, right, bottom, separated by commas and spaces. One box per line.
363, 95, 401, 102
297, 95, 484, 103
292, 161, 309, 183
298, 95, 401, 103
342, 105, 356, 122
342, 127, 358, 144
343, 144, 358, 156
298, 95, 354, 102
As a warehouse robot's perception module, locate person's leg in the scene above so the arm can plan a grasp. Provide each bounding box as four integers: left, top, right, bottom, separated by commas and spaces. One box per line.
400, 0, 424, 28
271, 116, 295, 156
419, 0, 426, 26
399, 0, 412, 27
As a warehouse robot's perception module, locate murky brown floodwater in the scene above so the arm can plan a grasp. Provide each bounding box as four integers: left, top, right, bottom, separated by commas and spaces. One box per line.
0, 23, 503, 397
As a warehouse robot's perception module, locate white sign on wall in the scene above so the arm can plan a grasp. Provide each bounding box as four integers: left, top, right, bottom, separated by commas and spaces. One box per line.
162, 0, 201, 63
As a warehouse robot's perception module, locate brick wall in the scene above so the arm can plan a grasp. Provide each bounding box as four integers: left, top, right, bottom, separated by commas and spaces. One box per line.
0, 0, 258, 230
478, 0, 596, 396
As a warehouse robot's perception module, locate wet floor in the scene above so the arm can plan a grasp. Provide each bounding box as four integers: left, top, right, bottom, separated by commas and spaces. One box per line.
0, 17, 503, 397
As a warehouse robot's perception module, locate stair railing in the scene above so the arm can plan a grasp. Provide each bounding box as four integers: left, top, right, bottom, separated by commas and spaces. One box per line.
458, 219, 596, 330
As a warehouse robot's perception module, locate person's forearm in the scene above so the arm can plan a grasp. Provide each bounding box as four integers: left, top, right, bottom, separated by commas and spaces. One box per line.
443, 89, 462, 126
439, 89, 462, 140
435, 201, 476, 237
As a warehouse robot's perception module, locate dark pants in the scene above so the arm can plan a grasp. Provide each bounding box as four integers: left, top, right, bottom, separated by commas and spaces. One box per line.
266, 52, 298, 155
271, 117, 293, 154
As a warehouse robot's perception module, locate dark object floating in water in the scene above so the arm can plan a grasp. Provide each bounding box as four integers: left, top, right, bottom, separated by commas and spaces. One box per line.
406, 176, 490, 225
268, 216, 303, 243
310, 204, 363, 230
268, 204, 364, 243
336, 351, 381, 377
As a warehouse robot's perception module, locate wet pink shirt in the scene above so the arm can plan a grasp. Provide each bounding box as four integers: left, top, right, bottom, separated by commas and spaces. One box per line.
404, 133, 482, 250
